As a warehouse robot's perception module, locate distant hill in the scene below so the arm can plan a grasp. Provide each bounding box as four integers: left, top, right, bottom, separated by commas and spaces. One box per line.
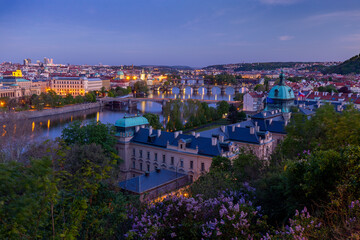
203, 62, 313, 71
322, 54, 360, 75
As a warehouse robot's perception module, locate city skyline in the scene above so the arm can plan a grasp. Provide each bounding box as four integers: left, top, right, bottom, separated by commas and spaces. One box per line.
0, 0, 360, 67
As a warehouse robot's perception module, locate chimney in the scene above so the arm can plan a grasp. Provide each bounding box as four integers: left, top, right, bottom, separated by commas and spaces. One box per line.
219, 135, 224, 142
255, 121, 258, 126
157, 129, 161, 137
220, 125, 226, 132
232, 125, 235, 132
211, 137, 217, 146
149, 126, 153, 135
250, 127, 255, 134
191, 131, 196, 136
179, 130, 183, 134
285, 120, 288, 126
269, 119, 273, 124
256, 126, 260, 132
236, 123, 240, 127
195, 133, 200, 138
174, 131, 179, 138
135, 126, 140, 132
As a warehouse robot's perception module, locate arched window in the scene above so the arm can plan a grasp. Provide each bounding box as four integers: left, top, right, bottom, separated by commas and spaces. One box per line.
275, 89, 279, 97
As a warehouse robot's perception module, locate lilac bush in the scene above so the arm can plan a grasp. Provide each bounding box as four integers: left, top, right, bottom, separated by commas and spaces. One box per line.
125, 191, 268, 239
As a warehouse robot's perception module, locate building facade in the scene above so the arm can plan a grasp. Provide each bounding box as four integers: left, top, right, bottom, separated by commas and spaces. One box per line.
115, 115, 239, 182
243, 92, 266, 112
50, 77, 106, 96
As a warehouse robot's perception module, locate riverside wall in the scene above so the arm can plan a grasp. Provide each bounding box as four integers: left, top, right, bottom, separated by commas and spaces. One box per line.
1, 102, 102, 120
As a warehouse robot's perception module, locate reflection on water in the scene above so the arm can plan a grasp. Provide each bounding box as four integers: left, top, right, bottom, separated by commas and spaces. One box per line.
148, 86, 245, 101
0, 88, 245, 140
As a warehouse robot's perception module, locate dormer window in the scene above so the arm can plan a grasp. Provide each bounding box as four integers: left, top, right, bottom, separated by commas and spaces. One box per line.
275, 89, 279, 97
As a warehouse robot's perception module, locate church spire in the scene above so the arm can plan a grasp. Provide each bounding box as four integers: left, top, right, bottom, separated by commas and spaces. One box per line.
279, 70, 285, 86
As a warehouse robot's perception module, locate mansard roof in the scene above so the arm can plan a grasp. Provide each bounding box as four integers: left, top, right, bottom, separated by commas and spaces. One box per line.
131, 128, 223, 157
119, 169, 187, 194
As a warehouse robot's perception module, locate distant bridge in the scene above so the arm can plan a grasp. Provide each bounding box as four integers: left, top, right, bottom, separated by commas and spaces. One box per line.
98, 97, 241, 112
148, 82, 255, 94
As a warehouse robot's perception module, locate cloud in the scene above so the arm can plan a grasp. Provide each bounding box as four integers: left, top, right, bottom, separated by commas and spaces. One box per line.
307, 10, 360, 22
259, 0, 300, 5
278, 35, 294, 41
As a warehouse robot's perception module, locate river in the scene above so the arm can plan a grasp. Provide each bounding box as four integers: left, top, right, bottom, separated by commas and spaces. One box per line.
5, 87, 243, 140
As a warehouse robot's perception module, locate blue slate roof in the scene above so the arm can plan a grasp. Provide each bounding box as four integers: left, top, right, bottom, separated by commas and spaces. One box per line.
119, 169, 187, 193
252, 119, 286, 134
132, 128, 223, 157
251, 110, 284, 120
226, 126, 260, 144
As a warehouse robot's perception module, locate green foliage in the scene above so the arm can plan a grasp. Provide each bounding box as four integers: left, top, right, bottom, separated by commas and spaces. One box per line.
0, 158, 58, 239
317, 85, 338, 93
323, 53, 360, 74
210, 156, 232, 172
133, 81, 148, 96
233, 93, 244, 101
254, 84, 265, 92
216, 100, 230, 116
61, 120, 118, 155
228, 104, 246, 123
143, 113, 162, 129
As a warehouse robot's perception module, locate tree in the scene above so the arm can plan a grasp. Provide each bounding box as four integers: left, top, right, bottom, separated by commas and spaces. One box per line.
143, 113, 162, 129
133, 81, 148, 97
228, 105, 246, 123
61, 120, 118, 156
216, 100, 230, 116
233, 93, 244, 102
85, 92, 96, 102
210, 156, 232, 172
64, 94, 74, 105
254, 84, 265, 92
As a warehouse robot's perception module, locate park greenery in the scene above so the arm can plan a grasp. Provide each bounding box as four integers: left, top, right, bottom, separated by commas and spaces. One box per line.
2, 102, 360, 238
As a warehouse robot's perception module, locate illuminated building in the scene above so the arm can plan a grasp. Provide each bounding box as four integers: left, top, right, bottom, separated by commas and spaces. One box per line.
0, 70, 41, 97
50, 76, 106, 96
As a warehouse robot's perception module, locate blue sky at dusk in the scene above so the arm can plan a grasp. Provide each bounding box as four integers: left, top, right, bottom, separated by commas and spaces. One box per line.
0, 0, 359, 67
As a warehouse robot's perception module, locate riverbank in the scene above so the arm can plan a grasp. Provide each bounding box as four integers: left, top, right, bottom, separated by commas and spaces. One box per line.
0, 102, 101, 120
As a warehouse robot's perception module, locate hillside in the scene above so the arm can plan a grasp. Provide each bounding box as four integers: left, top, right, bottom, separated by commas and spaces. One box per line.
323, 53, 360, 74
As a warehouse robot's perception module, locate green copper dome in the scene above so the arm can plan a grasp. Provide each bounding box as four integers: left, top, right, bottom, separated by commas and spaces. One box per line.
115, 115, 149, 128
267, 71, 295, 100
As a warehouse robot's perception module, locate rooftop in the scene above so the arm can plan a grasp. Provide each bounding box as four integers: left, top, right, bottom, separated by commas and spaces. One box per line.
118, 169, 187, 194
115, 115, 149, 128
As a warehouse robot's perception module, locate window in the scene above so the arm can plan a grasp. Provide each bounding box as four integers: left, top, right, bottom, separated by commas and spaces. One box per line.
162, 155, 166, 163
140, 163, 143, 171
190, 161, 193, 169
180, 159, 184, 168
147, 151, 150, 159
201, 163, 205, 171
132, 148, 135, 156
147, 164, 150, 172
132, 161, 135, 169
171, 157, 174, 165
154, 153, 158, 161
139, 150, 143, 158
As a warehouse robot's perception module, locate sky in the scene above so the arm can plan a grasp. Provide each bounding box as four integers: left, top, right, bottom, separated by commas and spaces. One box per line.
0, 0, 359, 67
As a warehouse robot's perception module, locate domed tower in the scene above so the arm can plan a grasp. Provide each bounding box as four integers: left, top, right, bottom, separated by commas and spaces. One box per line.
266, 71, 295, 115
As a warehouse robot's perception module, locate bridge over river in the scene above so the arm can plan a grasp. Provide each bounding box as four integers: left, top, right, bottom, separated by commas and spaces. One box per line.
98, 97, 241, 111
